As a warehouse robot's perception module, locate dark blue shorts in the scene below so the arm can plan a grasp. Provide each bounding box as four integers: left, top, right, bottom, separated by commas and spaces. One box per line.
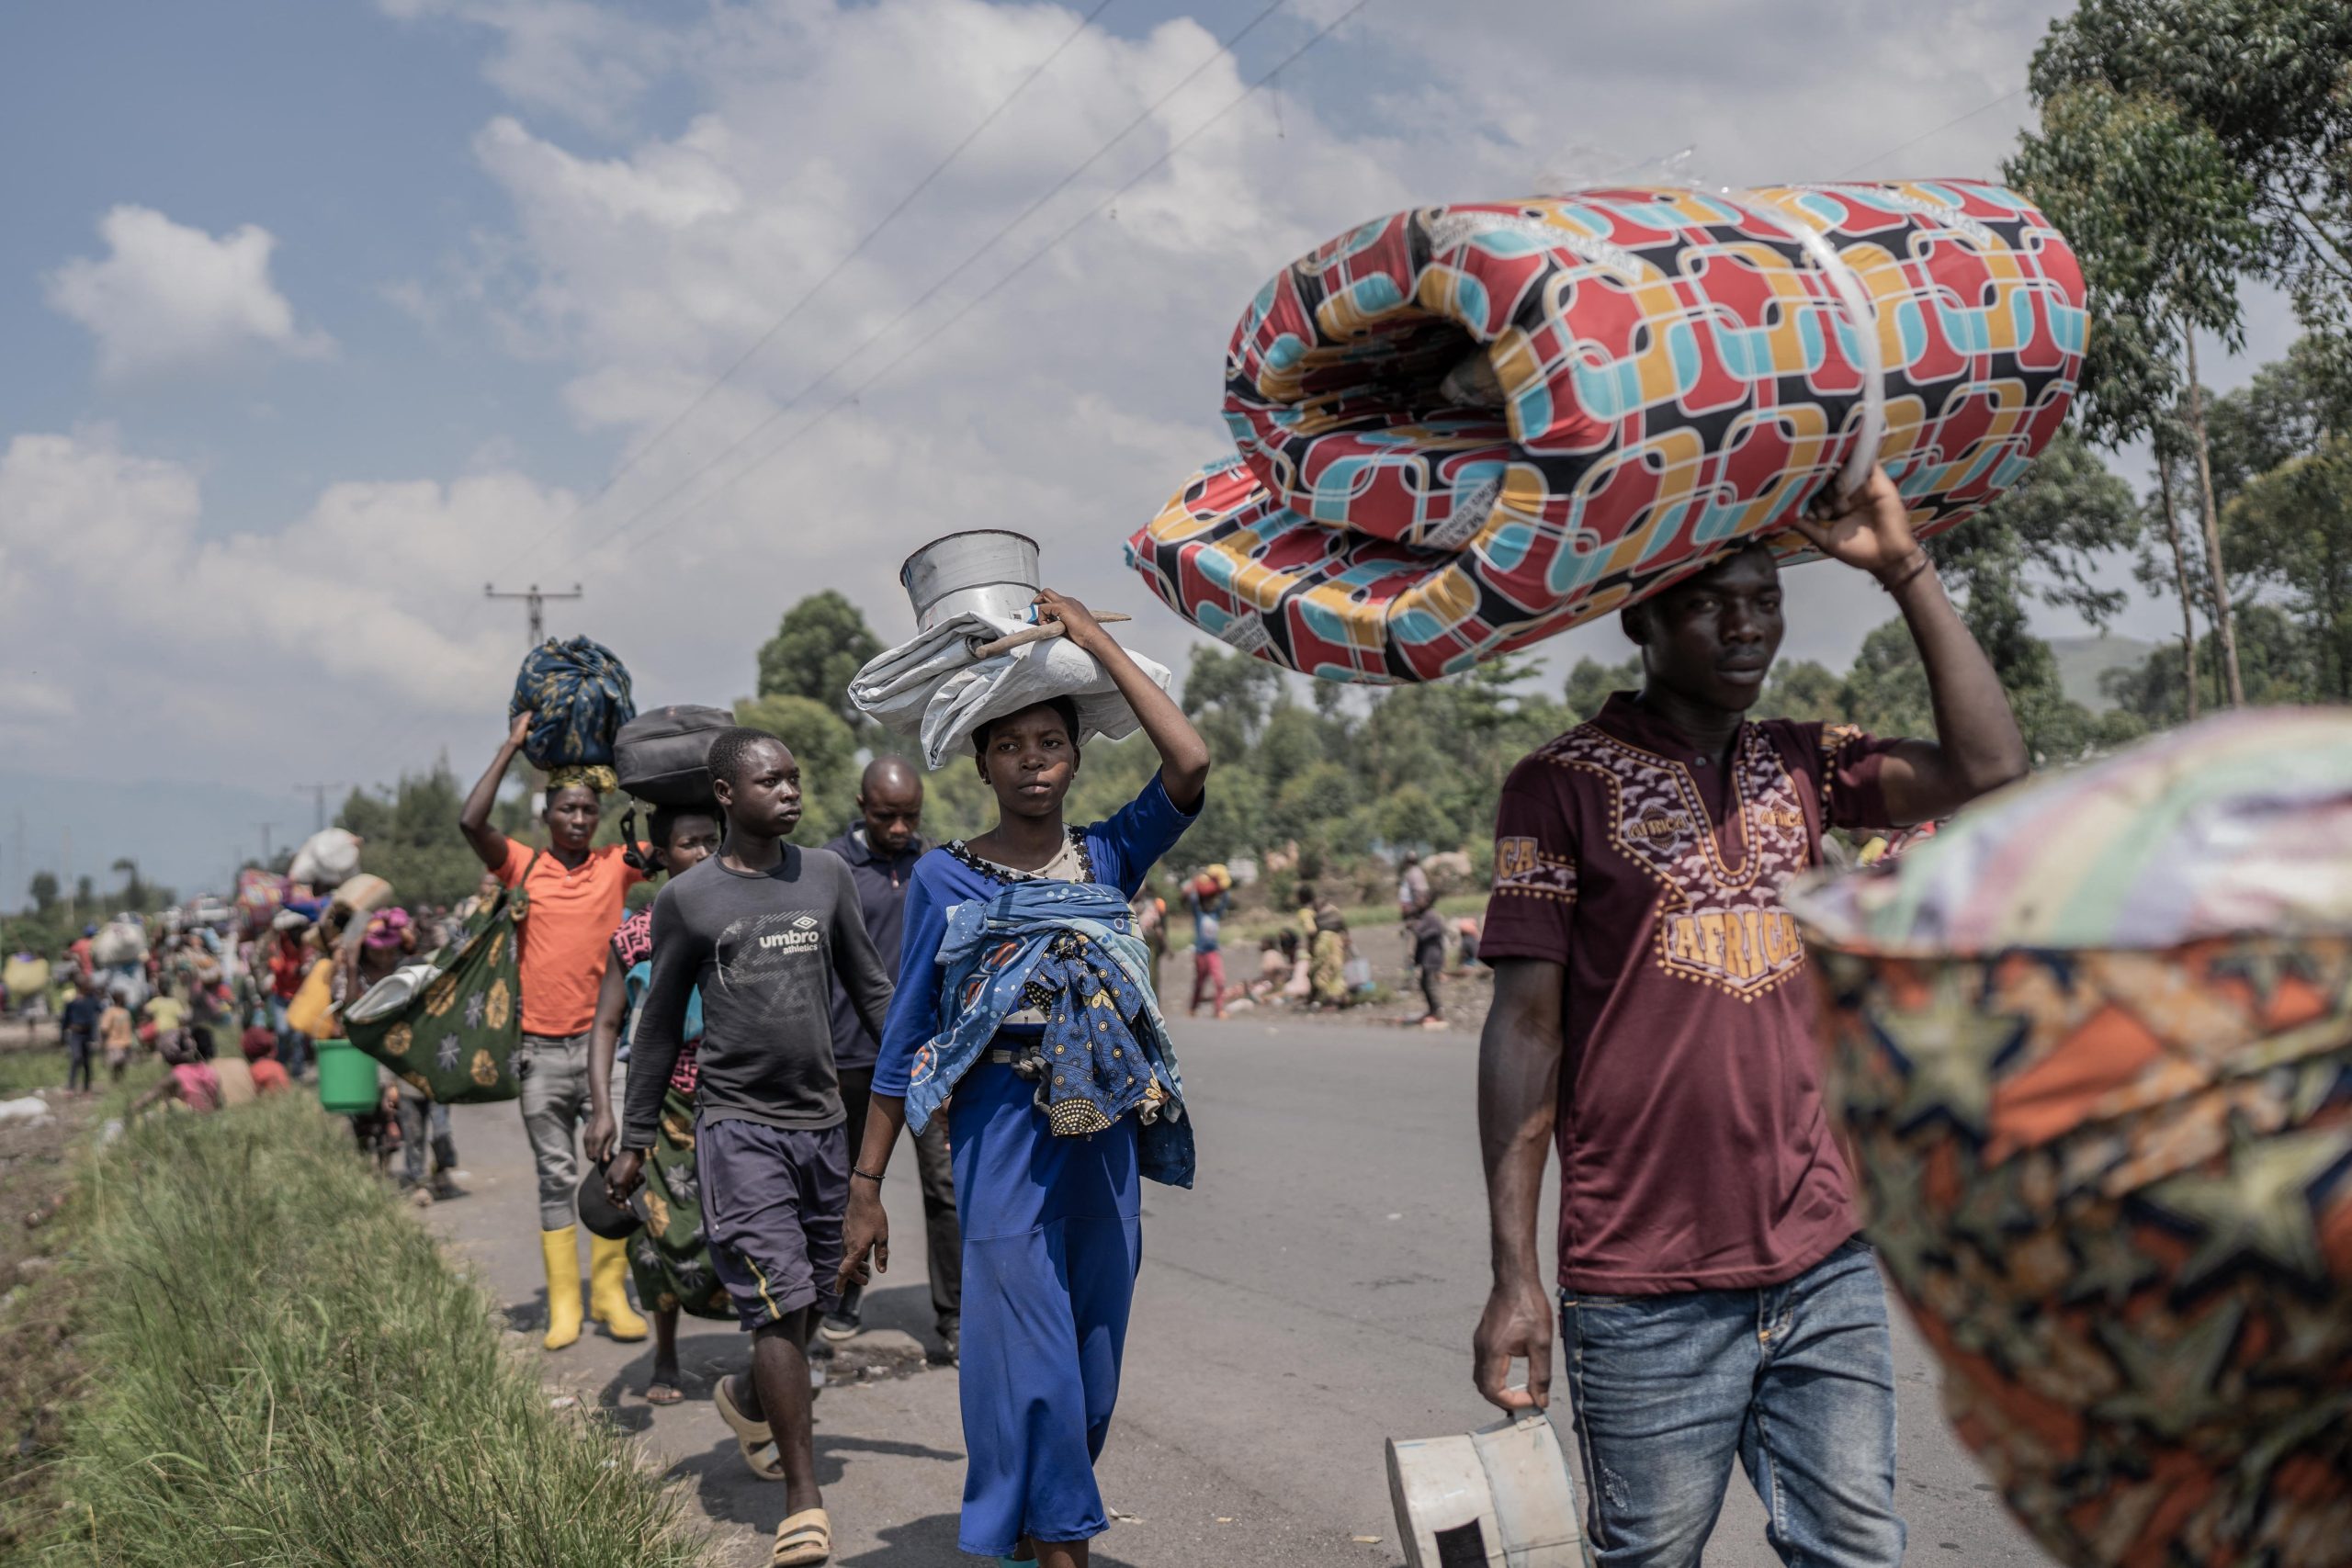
695, 1115, 849, 1330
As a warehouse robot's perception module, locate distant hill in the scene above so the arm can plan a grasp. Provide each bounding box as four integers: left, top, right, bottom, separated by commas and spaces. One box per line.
2049, 635, 2156, 711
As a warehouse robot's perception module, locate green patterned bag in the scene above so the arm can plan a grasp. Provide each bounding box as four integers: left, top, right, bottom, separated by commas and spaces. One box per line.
345, 861, 532, 1104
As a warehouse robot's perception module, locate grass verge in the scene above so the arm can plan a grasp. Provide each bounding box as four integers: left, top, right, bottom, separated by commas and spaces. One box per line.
18, 1094, 708, 1567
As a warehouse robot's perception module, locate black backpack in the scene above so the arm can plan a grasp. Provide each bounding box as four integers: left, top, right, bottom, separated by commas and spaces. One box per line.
613, 705, 733, 807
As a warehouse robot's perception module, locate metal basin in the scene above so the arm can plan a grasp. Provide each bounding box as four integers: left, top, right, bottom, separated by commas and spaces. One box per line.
899, 530, 1041, 631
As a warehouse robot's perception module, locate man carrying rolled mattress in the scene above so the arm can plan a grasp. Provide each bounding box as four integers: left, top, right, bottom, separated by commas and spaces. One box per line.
1471, 468, 2028, 1567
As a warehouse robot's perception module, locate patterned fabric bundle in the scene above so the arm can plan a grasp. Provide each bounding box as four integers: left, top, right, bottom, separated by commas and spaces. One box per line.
1786, 711, 2352, 1566
627, 1079, 733, 1321
510, 637, 636, 771
1128, 180, 2085, 682
234, 867, 288, 938
344, 863, 530, 1105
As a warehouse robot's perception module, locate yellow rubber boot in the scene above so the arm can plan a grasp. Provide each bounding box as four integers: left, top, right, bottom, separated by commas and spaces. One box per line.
541, 1226, 584, 1351
588, 1232, 648, 1342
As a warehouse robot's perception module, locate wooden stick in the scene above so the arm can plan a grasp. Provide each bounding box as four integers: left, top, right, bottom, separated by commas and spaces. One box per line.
968, 612, 1132, 660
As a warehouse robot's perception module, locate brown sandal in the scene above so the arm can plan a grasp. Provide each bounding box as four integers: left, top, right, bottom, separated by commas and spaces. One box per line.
772, 1507, 831, 1565
645, 1380, 685, 1405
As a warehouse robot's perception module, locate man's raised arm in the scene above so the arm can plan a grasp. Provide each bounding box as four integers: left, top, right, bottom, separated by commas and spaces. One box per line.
1789, 468, 2029, 824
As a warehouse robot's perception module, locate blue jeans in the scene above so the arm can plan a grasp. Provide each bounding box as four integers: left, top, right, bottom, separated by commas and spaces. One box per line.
1561, 1237, 1904, 1568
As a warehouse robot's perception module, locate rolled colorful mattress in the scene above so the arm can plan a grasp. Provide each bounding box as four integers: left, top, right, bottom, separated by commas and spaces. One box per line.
1128, 179, 2085, 681
1785, 709, 2352, 1567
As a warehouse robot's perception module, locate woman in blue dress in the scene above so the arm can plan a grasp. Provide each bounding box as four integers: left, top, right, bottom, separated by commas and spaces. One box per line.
839, 589, 1207, 1566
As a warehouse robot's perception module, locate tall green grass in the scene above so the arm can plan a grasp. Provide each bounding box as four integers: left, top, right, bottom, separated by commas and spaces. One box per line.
31, 1097, 708, 1567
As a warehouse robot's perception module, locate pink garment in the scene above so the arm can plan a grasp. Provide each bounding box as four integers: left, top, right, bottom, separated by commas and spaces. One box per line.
363, 908, 413, 950
171, 1062, 224, 1112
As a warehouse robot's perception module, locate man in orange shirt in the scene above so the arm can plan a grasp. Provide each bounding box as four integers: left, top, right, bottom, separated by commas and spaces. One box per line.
462, 709, 650, 1353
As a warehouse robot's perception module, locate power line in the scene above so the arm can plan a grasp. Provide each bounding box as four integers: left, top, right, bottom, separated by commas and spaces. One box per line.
1832, 85, 2028, 179
567, 0, 1305, 561
481, 0, 1125, 582
344, 0, 1361, 792
607, 0, 1376, 559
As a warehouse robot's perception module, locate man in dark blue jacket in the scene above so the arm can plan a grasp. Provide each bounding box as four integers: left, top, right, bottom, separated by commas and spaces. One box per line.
820, 757, 962, 1357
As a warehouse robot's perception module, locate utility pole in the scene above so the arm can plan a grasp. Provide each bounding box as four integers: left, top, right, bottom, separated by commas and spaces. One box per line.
257, 823, 278, 867
484, 581, 582, 647
292, 785, 340, 835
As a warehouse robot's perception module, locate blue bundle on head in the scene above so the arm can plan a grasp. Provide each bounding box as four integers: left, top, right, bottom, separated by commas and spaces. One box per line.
510, 637, 637, 771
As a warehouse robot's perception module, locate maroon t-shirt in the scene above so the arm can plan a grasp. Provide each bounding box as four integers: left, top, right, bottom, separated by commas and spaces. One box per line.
1481, 693, 1902, 1295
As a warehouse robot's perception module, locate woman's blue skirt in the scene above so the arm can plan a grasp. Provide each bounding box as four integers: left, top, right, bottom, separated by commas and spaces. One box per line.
947, 1048, 1141, 1558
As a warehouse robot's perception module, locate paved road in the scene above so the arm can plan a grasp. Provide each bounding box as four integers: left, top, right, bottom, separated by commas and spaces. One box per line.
427, 1014, 2048, 1566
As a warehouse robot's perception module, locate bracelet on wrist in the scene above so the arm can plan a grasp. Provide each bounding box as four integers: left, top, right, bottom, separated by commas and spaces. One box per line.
1875, 551, 1933, 592
852, 1165, 887, 1185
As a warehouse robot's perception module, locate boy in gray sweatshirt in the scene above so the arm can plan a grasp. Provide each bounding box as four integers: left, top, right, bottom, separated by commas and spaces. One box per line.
611, 727, 888, 1565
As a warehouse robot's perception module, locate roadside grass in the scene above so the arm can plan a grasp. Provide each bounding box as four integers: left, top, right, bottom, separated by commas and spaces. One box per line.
0, 1044, 69, 1097
0, 1044, 167, 1111
24, 1095, 709, 1568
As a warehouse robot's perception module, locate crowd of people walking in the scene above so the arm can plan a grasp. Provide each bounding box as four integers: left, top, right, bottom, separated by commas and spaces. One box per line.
3, 471, 2035, 1568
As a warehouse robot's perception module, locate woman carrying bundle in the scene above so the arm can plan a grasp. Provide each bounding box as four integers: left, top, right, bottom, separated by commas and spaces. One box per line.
838, 591, 1208, 1568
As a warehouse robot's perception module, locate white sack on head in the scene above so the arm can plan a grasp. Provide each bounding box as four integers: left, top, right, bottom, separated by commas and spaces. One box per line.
849, 613, 1172, 771
289, 828, 362, 889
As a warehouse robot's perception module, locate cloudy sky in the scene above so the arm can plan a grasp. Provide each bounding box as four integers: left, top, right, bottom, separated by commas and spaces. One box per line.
0, 0, 2301, 897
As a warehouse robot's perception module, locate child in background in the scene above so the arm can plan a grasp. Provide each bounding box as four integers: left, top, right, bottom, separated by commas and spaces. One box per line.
99, 992, 137, 1083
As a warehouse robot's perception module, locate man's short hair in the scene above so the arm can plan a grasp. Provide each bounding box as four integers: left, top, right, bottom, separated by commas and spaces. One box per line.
972, 696, 1081, 755
707, 728, 784, 790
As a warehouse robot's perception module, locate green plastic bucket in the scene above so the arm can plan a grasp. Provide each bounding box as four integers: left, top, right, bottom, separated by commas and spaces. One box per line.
313, 1039, 379, 1115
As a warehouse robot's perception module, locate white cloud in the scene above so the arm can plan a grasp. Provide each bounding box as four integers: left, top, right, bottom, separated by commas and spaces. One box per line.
0, 428, 570, 774
11, 0, 2175, 807
408, 0, 2037, 696
413, 1, 1435, 673
43, 206, 334, 383
376, 0, 678, 133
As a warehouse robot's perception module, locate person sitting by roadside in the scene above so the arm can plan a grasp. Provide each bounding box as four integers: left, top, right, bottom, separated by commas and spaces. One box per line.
1451, 916, 1481, 975
202, 1023, 259, 1106
243, 1025, 292, 1096
1299, 886, 1350, 1008
1250, 933, 1295, 999
130, 1032, 224, 1117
